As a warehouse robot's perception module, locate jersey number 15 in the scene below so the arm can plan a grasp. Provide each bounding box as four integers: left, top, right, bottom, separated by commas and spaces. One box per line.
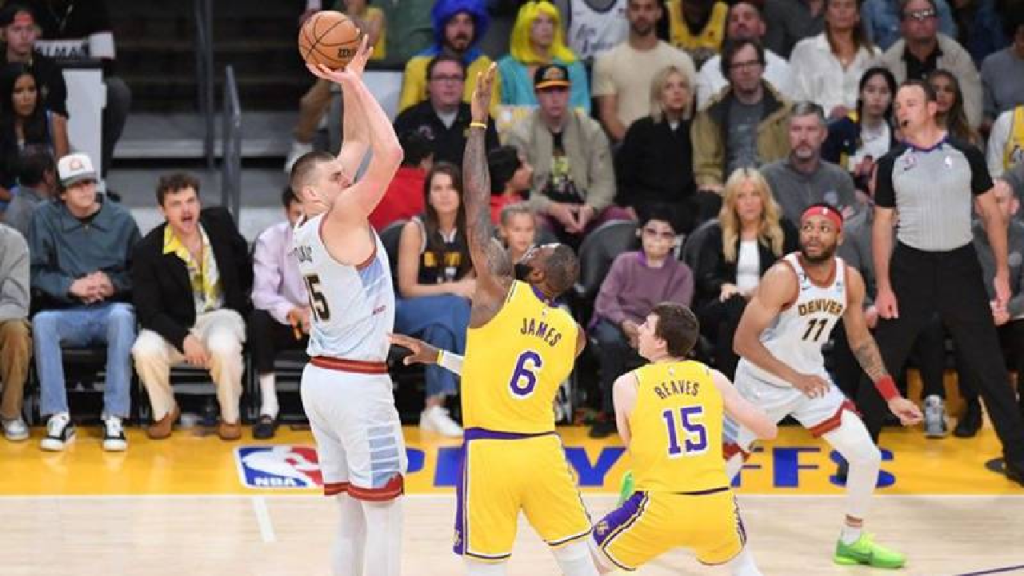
662, 406, 708, 457
304, 274, 330, 322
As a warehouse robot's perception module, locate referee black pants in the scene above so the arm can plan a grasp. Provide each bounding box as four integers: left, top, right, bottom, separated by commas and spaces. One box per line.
856, 242, 1024, 466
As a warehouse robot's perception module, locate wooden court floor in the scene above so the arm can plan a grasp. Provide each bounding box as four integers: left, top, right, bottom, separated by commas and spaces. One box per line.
1, 424, 1023, 575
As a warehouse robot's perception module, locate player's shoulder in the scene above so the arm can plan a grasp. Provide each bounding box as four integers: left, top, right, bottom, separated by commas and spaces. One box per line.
877, 142, 910, 167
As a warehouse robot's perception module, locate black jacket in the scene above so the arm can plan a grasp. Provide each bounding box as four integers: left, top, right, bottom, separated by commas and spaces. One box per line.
695, 220, 799, 304
132, 207, 252, 352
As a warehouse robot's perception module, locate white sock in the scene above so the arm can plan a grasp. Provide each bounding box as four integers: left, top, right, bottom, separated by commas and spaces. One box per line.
332, 494, 365, 576
551, 541, 599, 576
361, 498, 403, 576
259, 373, 279, 418
822, 411, 881, 533
464, 559, 508, 576
726, 547, 763, 576
840, 524, 863, 545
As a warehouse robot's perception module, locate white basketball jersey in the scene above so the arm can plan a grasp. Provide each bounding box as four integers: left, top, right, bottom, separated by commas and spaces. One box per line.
292, 214, 394, 362
568, 0, 628, 61
740, 254, 847, 387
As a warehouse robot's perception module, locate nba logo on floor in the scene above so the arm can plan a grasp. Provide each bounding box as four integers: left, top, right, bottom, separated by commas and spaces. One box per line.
235, 446, 323, 489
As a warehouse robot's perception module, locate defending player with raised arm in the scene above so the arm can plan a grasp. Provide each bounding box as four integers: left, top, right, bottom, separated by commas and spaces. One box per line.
289, 36, 407, 576
729, 204, 921, 569
397, 63, 599, 576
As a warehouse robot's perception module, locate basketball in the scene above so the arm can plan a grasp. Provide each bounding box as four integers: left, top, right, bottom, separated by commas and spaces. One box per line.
298, 11, 363, 71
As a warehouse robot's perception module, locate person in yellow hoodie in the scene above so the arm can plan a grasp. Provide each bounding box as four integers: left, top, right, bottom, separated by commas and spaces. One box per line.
398, 0, 497, 114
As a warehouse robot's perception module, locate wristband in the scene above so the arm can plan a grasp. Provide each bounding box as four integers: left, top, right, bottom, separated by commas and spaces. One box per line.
437, 349, 464, 375
469, 122, 487, 130
874, 374, 899, 401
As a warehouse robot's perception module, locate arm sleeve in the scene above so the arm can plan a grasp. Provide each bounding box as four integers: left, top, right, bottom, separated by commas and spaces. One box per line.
668, 263, 695, 307
252, 233, 296, 325
986, 111, 1011, 179
593, 255, 628, 325
0, 232, 30, 322
28, 213, 74, 302
109, 219, 141, 296
590, 53, 615, 97
132, 244, 190, 352
963, 143, 994, 195
873, 152, 897, 208
584, 119, 616, 211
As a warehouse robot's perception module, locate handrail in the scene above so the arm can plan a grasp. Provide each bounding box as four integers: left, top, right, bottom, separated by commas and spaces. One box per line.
193, 0, 215, 170
221, 65, 243, 219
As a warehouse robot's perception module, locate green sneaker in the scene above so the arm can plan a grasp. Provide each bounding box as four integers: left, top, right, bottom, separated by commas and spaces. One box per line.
834, 533, 906, 569
617, 471, 635, 506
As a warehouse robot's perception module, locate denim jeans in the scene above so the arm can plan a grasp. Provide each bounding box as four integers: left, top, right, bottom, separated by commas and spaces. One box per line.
395, 294, 471, 398
34, 302, 136, 418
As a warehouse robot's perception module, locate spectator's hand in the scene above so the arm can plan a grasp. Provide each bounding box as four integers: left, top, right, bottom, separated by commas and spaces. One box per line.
791, 372, 830, 398
992, 300, 1010, 326
575, 205, 596, 233
864, 304, 879, 329
91, 272, 115, 298
287, 307, 312, 336
887, 397, 923, 426
183, 335, 210, 368
548, 202, 578, 230
994, 268, 1011, 311
719, 283, 741, 302
621, 320, 640, 349
389, 333, 441, 365
450, 278, 477, 299
829, 105, 850, 120
854, 156, 875, 179
70, 276, 103, 304
470, 62, 497, 125
875, 286, 899, 319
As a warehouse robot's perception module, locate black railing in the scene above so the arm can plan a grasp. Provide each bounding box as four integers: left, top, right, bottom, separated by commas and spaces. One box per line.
193, 0, 215, 170
221, 65, 243, 218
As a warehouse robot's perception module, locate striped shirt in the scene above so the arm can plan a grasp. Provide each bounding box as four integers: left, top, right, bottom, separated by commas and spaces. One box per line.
875, 137, 992, 252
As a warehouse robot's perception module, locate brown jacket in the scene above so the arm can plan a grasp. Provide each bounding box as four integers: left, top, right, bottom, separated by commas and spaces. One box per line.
691, 82, 791, 188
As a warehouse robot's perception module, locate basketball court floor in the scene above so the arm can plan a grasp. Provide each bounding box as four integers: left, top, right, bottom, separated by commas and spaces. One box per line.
3, 423, 1022, 575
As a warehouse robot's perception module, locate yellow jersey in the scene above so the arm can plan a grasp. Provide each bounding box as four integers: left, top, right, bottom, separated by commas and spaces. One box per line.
628, 360, 729, 493
461, 281, 578, 434
667, 0, 728, 52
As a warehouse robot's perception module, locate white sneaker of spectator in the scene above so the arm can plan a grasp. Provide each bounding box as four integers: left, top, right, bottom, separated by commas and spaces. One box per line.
283, 141, 314, 173
924, 395, 948, 438
40, 412, 75, 451
102, 416, 127, 452
1, 417, 29, 441
420, 405, 463, 437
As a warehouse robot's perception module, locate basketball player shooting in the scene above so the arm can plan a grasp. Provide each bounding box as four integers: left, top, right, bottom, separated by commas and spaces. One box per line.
290, 35, 406, 576
729, 204, 923, 569
395, 63, 600, 576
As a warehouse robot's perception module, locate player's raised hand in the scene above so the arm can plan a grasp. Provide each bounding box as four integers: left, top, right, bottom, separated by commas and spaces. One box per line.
887, 397, 923, 426
388, 333, 440, 366
306, 35, 372, 85
470, 63, 497, 124
344, 33, 373, 78
791, 373, 830, 399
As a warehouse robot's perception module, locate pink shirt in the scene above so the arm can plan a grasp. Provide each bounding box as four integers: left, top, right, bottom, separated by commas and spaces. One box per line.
252, 221, 308, 325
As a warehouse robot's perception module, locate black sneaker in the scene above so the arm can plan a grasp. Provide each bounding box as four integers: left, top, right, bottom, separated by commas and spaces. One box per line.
102, 416, 127, 452
588, 420, 617, 439
953, 400, 982, 438
252, 415, 278, 440
40, 413, 75, 451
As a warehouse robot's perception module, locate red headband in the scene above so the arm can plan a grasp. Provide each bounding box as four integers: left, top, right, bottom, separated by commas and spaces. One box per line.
801, 205, 843, 231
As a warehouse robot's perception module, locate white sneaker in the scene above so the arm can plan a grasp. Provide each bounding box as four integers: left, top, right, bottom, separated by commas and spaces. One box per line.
283, 140, 314, 173
102, 416, 128, 452
2, 417, 29, 441
924, 395, 948, 438
420, 405, 463, 437
40, 413, 75, 451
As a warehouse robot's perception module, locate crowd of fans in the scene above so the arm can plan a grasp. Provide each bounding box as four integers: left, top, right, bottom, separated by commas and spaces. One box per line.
2, 0, 1024, 450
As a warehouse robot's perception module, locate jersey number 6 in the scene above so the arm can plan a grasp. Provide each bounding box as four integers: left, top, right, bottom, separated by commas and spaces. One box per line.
509, 350, 543, 398
662, 406, 708, 457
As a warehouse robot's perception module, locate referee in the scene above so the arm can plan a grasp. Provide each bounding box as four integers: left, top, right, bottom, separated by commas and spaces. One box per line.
862, 79, 1024, 485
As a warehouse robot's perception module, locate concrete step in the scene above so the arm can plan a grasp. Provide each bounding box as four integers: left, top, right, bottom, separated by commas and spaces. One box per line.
114, 112, 297, 160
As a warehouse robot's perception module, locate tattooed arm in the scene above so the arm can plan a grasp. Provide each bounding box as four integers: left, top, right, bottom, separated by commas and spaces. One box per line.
842, 265, 923, 425
463, 63, 512, 328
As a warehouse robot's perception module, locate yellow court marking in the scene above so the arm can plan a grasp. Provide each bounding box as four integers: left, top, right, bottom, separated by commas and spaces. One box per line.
0, 425, 1021, 496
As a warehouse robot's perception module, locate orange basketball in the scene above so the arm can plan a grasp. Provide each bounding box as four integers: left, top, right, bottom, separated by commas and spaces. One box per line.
298, 11, 363, 71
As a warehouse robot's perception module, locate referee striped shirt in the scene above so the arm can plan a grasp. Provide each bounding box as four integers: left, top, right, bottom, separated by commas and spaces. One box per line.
874, 137, 993, 252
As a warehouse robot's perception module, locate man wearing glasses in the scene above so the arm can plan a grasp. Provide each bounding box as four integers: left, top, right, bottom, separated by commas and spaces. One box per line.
693, 38, 792, 197
880, 0, 982, 128
393, 54, 499, 166
860, 0, 956, 51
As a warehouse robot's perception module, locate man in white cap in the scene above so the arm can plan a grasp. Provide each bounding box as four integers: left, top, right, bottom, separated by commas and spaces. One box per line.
28, 152, 141, 452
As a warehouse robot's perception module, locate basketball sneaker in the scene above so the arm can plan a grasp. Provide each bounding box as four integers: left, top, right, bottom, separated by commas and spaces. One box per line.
40, 412, 75, 451
102, 416, 128, 452
420, 405, 463, 437
834, 533, 906, 569
923, 395, 948, 438
617, 471, 635, 506
2, 417, 29, 441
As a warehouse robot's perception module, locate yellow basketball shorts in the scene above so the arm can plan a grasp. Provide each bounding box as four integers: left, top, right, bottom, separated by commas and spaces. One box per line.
592, 487, 747, 570
453, 429, 592, 562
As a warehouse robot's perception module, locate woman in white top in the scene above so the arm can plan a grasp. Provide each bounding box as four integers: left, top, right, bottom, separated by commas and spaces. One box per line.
695, 167, 797, 377
789, 0, 880, 120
